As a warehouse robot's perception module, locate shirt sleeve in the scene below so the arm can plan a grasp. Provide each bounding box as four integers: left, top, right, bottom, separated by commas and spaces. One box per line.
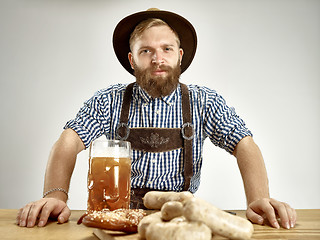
203, 88, 252, 154
64, 90, 111, 149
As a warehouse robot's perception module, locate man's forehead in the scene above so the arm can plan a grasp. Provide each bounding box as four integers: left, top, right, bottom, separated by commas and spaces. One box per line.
132, 25, 180, 48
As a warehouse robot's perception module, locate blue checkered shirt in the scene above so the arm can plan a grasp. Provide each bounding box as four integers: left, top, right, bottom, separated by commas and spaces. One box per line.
64, 83, 252, 193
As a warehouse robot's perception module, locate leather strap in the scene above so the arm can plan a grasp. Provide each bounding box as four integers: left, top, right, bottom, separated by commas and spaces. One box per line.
180, 84, 193, 191
119, 82, 134, 124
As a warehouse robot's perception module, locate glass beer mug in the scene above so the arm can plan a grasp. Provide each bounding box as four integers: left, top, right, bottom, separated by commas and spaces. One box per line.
87, 138, 131, 211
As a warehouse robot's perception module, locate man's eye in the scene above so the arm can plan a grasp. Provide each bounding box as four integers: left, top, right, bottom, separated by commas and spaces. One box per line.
165, 47, 172, 51
140, 49, 150, 54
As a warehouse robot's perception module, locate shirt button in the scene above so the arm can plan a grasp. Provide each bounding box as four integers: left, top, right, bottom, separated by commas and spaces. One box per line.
155, 109, 160, 115
151, 158, 156, 163
147, 181, 153, 185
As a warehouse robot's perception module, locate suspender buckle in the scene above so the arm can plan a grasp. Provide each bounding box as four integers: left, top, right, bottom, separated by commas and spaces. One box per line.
116, 122, 130, 140
181, 122, 195, 140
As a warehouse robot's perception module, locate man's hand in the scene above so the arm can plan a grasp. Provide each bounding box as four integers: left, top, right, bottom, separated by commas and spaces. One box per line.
246, 198, 297, 229
16, 198, 71, 227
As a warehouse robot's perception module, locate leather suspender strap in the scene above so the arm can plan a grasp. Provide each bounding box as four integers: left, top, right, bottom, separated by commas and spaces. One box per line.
120, 82, 134, 124
180, 84, 194, 191
116, 83, 134, 140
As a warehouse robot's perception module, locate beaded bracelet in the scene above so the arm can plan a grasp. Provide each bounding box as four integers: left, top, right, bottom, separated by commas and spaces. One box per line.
43, 188, 68, 199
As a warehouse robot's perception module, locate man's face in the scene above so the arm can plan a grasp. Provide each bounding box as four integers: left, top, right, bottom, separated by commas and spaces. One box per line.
128, 25, 184, 98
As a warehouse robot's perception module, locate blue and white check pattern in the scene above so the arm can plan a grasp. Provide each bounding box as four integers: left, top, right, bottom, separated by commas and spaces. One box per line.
64, 83, 252, 193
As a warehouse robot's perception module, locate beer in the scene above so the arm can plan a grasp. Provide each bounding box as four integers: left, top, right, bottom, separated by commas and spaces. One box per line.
87, 139, 131, 211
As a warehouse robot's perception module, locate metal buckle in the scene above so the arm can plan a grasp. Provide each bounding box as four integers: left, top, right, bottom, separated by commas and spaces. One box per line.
181, 122, 195, 140
116, 122, 130, 140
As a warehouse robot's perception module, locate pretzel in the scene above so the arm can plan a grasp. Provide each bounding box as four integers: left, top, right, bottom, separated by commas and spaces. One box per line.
78, 208, 146, 233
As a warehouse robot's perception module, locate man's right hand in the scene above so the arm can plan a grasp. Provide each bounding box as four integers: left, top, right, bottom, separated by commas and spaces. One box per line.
16, 198, 71, 227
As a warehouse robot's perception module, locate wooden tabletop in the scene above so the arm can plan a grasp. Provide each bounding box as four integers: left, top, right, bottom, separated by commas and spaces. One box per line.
1, 209, 319, 239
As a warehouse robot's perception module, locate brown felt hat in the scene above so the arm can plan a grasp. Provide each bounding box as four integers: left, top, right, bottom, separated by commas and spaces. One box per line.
113, 8, 197, 75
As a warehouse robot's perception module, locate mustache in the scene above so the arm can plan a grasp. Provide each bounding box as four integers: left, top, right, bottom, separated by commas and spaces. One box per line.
149, 64, 172, 72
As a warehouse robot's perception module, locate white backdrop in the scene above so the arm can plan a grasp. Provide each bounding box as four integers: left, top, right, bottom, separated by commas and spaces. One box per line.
1, 0, 319, 211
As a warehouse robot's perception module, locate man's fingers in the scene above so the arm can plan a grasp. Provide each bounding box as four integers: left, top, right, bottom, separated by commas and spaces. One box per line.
289, 205, 297, 227
58, 206, 71, 223
271, 200, 297, 229
248, 198, 280, 229
17, 202, 33, 227
269, 199, 291, 229
260, 200, 281, 229
16, 208, 23, 225
282, 202, 297, 228
26, 200, 47, 227
38, 200, 56, 227
246, 207, 264, 225
247, 198, 297, 229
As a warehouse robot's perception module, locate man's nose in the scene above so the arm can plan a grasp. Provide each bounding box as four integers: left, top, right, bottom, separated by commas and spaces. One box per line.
151, 50, 164, 64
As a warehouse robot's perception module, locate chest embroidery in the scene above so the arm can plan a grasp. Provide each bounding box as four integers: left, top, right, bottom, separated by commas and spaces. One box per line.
140, 133, 170, 148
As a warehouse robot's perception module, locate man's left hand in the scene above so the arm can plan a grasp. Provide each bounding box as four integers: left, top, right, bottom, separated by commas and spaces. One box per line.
246, 198, 297, 229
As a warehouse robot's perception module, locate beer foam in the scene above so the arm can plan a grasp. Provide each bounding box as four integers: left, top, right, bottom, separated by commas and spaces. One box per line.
93, 146, 130, 158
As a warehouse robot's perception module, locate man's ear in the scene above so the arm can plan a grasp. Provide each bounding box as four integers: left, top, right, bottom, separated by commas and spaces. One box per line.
179, 48, 184, 65
128, 52, 134, 69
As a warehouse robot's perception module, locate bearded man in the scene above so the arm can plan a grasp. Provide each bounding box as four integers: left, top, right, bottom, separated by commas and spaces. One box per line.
17, 9, 296, 230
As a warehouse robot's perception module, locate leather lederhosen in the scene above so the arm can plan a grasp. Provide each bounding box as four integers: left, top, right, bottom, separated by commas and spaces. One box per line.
116, 83, 194, 209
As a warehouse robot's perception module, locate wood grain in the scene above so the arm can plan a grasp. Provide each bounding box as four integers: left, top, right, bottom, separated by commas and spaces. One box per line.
2, 209, 319, 239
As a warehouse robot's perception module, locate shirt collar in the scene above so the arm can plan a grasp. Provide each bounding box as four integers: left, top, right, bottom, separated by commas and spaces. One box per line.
133, 83, 180, 106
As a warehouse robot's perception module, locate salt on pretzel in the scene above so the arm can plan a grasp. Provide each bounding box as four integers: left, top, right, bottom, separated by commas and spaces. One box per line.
78, 208, 146, 233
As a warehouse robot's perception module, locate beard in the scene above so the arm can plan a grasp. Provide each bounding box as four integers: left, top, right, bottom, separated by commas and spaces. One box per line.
133, 61, 181, 98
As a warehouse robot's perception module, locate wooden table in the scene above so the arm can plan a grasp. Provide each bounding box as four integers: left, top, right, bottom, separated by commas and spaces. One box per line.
1, 209, 319, 239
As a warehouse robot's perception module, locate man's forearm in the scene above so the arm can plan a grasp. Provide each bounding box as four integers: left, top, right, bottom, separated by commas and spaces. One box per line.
233, 136, 270, 205
43, 129, 85, 202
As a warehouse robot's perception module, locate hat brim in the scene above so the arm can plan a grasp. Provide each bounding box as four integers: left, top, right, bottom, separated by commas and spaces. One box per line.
113, 10, 197, 75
